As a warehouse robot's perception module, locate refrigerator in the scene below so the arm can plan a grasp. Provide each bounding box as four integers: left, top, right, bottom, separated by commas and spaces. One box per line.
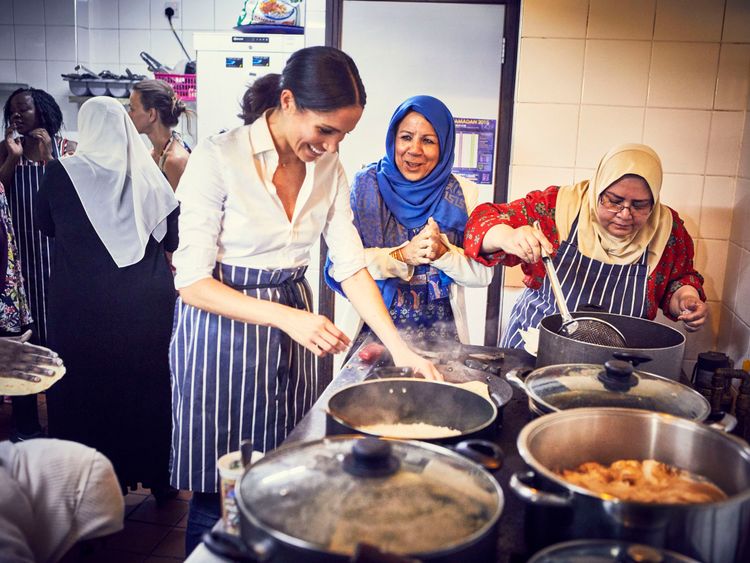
194, 32, 305, 140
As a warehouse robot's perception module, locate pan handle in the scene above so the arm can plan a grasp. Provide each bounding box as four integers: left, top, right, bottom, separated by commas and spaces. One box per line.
707, 412, 738, 433
504, 369, 530, 392
534, 221, 575, 326
452, 440, 503, 471
203, 530, 275, 562
510, 470, 574, 507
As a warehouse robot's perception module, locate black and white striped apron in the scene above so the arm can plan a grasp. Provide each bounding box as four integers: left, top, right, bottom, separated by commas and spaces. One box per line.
502, 217, 648, 349
169, 263, 322, 492
6, 138, 64, 345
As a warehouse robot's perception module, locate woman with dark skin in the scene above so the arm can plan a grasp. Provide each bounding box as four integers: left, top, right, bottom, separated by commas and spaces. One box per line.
0, 88, 75, 441
0, 88, 76, 193
0, 331, 61, 384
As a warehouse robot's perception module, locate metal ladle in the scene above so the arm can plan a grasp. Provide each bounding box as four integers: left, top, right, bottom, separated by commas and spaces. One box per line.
533, 221, 627, 347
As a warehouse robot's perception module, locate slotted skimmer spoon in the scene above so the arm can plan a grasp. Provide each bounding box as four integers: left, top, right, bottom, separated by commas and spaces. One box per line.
533, 221, 627, 347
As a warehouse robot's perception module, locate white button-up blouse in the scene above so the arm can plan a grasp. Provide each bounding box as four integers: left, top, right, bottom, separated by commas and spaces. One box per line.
172, 113, 366, 290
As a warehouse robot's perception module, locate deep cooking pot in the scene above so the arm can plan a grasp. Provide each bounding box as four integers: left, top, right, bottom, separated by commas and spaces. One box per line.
326, 377, 502, 443
510, 408, 750, 563
206, 436, 505, 562
537, 312, 685, 380
506, 358, 712, 423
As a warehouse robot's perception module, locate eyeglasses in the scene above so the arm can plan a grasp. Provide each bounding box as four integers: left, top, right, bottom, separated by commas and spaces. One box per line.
599, 193, 653, 216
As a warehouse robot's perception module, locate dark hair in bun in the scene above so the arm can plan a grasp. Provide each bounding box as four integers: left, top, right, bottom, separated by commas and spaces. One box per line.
240, 46, 366, 125
132, 79, 187, 127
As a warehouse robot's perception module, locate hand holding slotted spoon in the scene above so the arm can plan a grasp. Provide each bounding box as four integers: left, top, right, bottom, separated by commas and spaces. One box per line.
532, 221, 627, 347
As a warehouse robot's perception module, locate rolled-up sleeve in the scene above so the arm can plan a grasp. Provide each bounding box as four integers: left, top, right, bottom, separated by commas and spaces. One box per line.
172, 140, 226, 289
322, 163, 366, 282
432, 236, 494, 287
432, 176, 493, 287
363, 245, 413, 281
654, 209, 706, 320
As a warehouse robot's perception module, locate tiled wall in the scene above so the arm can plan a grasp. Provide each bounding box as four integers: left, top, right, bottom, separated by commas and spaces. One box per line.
0, 0, 327, 137
505, 0, 750, 372
719, 85, 750, 368
2, 1, 747, 367
0, 0, 82, 131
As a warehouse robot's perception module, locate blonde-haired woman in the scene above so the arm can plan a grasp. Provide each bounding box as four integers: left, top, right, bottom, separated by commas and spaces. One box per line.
128, 79, 191, 190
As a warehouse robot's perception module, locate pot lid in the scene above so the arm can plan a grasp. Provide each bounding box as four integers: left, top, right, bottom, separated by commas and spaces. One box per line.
528, 540, 700, 563
523, 359, 710, 421
237, 436, 502, 556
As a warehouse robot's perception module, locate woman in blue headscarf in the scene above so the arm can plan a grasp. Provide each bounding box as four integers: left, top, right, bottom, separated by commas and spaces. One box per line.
326, 95, 492, 346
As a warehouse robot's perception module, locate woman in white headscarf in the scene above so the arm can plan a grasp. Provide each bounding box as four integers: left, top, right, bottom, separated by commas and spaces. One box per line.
464, 143, 707, 349
35, 96, 179, 499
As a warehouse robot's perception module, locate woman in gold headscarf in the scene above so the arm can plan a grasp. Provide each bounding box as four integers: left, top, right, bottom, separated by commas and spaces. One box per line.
464, 143, 706, 349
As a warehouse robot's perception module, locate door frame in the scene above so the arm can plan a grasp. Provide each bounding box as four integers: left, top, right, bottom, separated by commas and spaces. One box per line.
318, 0, 520, 376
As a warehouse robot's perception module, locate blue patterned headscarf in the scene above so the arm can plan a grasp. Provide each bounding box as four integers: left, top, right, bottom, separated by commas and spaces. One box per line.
377, 95, 460, 230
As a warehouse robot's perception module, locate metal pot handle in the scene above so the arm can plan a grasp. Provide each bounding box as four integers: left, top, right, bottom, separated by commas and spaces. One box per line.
509, 470, 574, 507
203, 530, 274, 562
708, 412, 738, 433
504, 369, 530, 392
452, 439, 503, 471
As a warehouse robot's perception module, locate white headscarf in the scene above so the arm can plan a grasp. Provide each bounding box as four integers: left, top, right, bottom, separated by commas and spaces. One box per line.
60, 97, 178, 268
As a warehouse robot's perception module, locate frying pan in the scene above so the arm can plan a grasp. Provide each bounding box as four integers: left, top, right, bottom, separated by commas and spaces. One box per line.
326, 376, 506, 444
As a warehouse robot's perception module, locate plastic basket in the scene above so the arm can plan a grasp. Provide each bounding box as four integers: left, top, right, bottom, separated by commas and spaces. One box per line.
154, 72, 196, 102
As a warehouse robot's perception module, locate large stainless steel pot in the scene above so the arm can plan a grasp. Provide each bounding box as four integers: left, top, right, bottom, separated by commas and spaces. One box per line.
206, 436, 505, 562
537, 312, 685, 380
510, 408, 750, 563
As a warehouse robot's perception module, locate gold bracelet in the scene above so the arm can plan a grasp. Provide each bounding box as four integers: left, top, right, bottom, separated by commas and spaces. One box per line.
390, 248, 404, 262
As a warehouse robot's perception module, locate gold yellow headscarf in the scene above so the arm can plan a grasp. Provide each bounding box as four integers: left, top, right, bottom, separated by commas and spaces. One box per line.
555, 143, 673, 272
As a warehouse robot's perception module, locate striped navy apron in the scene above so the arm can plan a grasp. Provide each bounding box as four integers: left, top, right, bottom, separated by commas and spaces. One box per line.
6, 138, 65, 345
169, 263, 322, 492
502, 217, 648, 349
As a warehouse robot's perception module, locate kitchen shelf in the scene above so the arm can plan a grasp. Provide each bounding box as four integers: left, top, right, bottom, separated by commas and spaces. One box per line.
67, 95, 196, 106
68, 95, 130, 105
